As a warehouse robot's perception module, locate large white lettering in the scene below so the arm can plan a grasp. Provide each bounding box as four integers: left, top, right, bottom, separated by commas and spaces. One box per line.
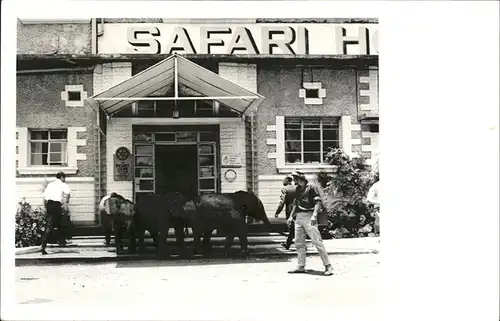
127, 26, 161, 54
226, 27, 259, 54
334, 26, 375, 55
123, 24, 379, 56
164, 27, 196, 54
200, 27, 232, 54
261, 26, 296, 55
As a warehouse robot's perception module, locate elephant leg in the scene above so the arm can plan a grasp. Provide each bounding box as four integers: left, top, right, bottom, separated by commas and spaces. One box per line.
173, 221, 186, 250
102, 214, 112, 246
156, 227, 170, 258
224, 233, 235, 257
173, 221, 190, 258
236, 220, 249, 256
136, 225, 146, 253
126, 220, 136, 254
192, 222, 204, 255
113, 220, 124, 254
202, 228, 214, 254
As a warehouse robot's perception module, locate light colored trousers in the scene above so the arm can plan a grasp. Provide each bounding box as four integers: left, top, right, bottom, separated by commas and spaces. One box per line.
295, 211, 331, 267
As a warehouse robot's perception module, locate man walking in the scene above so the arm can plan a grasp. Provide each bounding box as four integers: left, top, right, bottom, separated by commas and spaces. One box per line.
40, 171, 71, 255
287, 170, 334, 276
274, 175, 297, 250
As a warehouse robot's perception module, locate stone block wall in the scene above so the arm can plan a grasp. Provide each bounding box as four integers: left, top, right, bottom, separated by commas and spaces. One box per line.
16, 72, 95, 177
17, 20, 92, 55
256, 64, 359, 176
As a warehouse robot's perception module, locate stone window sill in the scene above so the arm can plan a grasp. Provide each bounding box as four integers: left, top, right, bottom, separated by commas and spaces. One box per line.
277, 165, 337, 174
17, 167, 78, 175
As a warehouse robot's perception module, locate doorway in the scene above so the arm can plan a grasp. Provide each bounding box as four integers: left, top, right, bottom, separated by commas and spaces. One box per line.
154, 145, 198, 198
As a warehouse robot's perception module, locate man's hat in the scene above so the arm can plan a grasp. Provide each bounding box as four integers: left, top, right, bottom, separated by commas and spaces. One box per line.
291, 170, 307, 181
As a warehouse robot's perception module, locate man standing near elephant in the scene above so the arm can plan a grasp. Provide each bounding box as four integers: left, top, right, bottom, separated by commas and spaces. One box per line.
287, 170, 334, 276
40, 171, 71, 255
99, 192, 124, 246
274, 175, 297, 250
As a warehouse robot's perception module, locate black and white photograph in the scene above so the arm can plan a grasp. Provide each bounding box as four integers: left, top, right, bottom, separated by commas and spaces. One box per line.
1, 1, 498, 321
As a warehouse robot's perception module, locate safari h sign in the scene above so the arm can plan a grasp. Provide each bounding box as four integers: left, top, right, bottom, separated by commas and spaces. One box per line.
97, 23, 379, 56
114, 146, 133, 181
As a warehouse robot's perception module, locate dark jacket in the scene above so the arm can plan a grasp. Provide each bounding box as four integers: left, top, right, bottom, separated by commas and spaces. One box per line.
275, 185, 297, 219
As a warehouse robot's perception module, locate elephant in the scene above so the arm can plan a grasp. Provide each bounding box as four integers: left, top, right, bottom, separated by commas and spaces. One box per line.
133, 192, 192, 257
189, 190, 278, 256
131, 190, 282, 258
99, 193, 136, 254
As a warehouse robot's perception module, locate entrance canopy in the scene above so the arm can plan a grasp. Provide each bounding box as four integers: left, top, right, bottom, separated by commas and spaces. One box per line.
87, 54, 265, 116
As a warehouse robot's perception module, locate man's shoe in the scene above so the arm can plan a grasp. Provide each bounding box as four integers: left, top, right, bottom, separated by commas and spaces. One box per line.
324, 265, 334, 276
288, 267, 306, 274
281, 243, 291, 250
40, 249, 48, 255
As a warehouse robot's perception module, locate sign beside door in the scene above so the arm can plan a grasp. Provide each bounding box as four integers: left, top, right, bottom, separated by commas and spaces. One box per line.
114, 146, 133, 181
221, 153, 243, 168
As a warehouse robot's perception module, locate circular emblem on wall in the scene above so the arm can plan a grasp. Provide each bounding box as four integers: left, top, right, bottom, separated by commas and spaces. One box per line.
224, 169, 237, 183
115, 147, 130, 161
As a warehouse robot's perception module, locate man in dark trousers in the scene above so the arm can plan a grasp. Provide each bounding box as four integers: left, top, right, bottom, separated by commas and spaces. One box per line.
40, 171, 71, 255
275, 175, 297, 250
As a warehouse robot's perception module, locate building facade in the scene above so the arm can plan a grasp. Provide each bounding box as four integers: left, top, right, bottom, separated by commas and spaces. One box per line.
16, 18, 379, 227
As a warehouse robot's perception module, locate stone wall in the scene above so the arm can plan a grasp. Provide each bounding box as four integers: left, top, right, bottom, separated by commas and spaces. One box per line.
17, 20, 92, 55
256, 64, 359, 176
16, 72, 95, 177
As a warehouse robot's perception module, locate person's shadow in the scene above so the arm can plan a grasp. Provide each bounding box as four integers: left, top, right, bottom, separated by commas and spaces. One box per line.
303, 269, 332, 276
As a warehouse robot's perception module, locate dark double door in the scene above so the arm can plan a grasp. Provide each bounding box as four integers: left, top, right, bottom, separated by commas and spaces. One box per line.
154, 145, 198, 199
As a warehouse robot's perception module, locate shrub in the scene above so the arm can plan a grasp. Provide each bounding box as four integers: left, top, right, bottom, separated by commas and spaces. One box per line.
318, 148, 379, 239
15, 198, 47, 248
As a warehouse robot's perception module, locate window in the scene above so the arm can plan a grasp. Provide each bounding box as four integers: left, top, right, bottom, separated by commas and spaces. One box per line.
284, 117, 339, 164
305, 89, 319, 98
67, 91, 82, 101
370, 124, 379, 133
61, 85, 87, 107
29, 129, 68, 166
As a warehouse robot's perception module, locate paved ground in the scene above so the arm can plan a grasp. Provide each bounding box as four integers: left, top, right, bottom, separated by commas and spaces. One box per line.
14, 252, 380, 320
15, 235, 380, 265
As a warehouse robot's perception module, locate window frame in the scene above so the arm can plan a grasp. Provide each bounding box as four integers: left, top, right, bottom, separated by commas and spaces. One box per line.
284, 117, 340, 165
28, 129, 68, 167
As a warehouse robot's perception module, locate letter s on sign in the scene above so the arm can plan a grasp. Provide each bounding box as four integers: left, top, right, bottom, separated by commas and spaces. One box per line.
127, 27, 161, 54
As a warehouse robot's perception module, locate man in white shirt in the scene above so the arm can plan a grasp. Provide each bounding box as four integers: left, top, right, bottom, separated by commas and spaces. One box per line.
99, 192, 124, 246
40, 171, 71, 254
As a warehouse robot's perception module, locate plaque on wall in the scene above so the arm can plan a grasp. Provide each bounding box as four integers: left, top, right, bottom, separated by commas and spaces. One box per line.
224, 169, 237, 183
221, 153, 242, 168
114, 146, 133, 181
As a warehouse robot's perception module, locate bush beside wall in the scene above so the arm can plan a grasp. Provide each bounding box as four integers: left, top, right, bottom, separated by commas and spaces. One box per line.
15, 198, 47, 248
318, 148, 379, 239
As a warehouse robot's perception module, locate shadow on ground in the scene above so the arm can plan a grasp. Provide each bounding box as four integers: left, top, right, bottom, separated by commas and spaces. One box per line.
114, 254, 293, 268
